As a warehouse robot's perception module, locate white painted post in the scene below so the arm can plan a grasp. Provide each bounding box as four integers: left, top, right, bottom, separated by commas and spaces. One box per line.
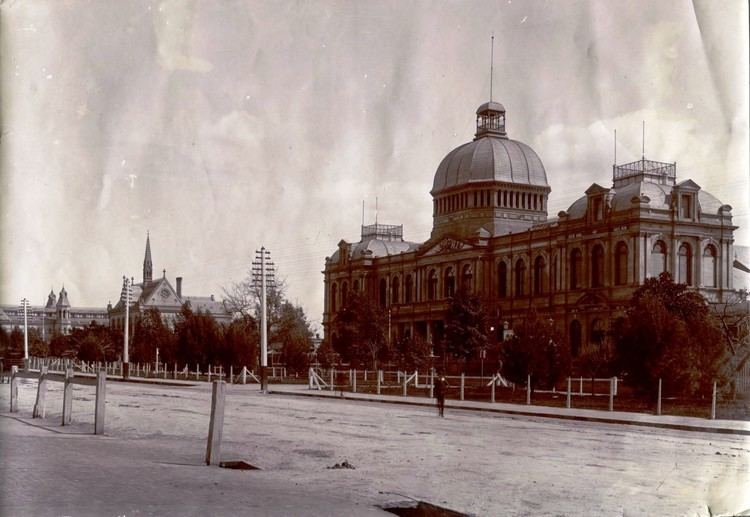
164, 365, 167, 379
403, 373, 407, 397
174, 362, 177, 380
196, 364, 200, 381
429, 369, 434, 399
711, 381, 717, 420
656, 378, 662, 416
62, 368, 74, 425
608, 377, 614, 412
491, 376, 496, 403
33, 366, 49, 418
579, 376, 583, 395
242, 366, 247, 385
94, 369, 107, 435
566, 377, 571, 409
353, 369, 357, 393
10, 366, 18, 412
364, 370, 367, 382
614, 376, 618, 396
208, 367, 212, 383
526, 374, 532, 405
205, 381, 226, 465
329, 369, 334, 391
308, 368, 314, 389
377, 369, 381, 395
460, 373, 465, 401
230, 365, 234, 385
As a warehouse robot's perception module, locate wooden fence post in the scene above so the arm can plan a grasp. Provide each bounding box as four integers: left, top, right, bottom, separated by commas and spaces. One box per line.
352, 369, 357, 393
711, 381, 717, 420
33, 366, 49, 418
196, 364, 200, 381
566, 377, 571, 409
460, 373, 465, 401
608, 377, 614, 412
526, 374, 532, 405
62, 368, 74, 425
403, 373, 407, 397
429, 369, 434, 399
491, 376, 496, 403
95, 369, 107, 435
10, 366, 18, 412
329, 369, 334, 391
208, 367, 212, 383
205, 381, 226, 465
377, 369, 381, 395
656, 378, 662, 416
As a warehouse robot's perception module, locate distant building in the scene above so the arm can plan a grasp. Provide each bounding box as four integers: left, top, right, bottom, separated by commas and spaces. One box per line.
108, 234, 232, 331
323, 99, 749, 357
0, 286, 108, 339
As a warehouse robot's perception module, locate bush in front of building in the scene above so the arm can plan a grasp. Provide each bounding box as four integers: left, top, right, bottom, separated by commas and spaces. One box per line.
613, 272, 729, 396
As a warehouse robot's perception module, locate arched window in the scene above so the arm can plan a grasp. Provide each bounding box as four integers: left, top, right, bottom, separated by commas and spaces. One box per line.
461, 264, 473, 291
591, 244, 605, 288
515, 259, 526, 296
533, 256, 545, 295
353, 279, 360, 292
614, 242, 628, 286
703, 245, 717, 288
341, 281, 348, 307
591, 319, 606, 345
405, 274, 414, 303
651, 241, 667, 277
570, 249, 582, 289
391, 276, 400, 305
551, 253, 559, 292
498, 262, 508, 298
379, 278, 387, 307
570, 320, 582, 358
444, 267, 455, 298
427, 270, 438, 301
330, 283, 338, 313
678, 243, 693, 285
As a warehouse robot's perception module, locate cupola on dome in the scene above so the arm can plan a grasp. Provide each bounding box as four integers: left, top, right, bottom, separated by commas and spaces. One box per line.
431, 102, 548, 195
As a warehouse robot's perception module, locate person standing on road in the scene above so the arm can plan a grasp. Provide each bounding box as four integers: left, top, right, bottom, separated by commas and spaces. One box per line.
434, 375, 448, 417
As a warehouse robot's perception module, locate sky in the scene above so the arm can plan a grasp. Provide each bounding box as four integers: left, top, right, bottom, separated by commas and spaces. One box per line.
2, 0, 748, 333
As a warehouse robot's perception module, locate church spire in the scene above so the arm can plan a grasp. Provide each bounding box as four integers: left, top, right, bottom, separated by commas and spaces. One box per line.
143, 232, 153, 285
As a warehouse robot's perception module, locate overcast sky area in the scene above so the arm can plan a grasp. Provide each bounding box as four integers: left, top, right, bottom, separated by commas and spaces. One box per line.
2, 1, 748, 332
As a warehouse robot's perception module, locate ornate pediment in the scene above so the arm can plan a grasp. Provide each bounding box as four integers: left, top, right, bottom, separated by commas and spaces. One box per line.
574, 292, 609, 307
419, 237, 475, 257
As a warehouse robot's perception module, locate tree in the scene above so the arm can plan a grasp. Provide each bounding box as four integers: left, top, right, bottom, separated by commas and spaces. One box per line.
613, 272, 727, 395
131, 308, 176, 364
443, 287, 490, 363
713, 290, 750, 394
221, 315, 259, 370
393, 334, 432, 371
174, 304, 222, 367
500, 310, 570, 388
274, 301, 313, 374
334, 291, 389, 368
314, 339, 337, 369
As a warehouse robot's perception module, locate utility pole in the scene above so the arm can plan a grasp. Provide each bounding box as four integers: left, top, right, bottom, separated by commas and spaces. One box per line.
20, 298, 30, 361
121, 276, 132, 379
252, 247, 275, 392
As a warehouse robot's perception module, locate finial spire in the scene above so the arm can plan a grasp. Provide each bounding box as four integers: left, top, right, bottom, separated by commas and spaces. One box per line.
490, 32, 495, 102
143, 232, 153, 285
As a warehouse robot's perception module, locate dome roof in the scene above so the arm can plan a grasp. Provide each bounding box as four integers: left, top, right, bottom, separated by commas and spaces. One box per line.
476, 101, 505, 114
432, 137, 548, 194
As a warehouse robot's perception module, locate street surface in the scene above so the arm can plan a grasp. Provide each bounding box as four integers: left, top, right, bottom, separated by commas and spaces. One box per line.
1, 379, 748, 516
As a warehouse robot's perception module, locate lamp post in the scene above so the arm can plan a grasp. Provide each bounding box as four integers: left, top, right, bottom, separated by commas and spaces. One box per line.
20, 298, 30, 361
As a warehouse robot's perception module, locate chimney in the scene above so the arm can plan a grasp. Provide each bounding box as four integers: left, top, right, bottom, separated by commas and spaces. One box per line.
176, 277, 182, 298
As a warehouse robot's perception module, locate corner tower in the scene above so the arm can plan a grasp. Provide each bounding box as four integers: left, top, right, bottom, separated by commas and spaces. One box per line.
430, 102, 550, 240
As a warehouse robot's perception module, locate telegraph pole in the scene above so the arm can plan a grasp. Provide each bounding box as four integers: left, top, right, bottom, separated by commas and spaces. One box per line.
253, 247, 275, 392
122, 276, 132, 378
20, 298, 30, 361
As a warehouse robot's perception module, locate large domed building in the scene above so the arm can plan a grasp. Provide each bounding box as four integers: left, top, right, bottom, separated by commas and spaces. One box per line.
323, 100, 743, 356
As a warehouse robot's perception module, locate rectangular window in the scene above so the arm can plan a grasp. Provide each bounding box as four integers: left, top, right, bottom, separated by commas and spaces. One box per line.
592, 198, 603, 221
681, 194, 692, 219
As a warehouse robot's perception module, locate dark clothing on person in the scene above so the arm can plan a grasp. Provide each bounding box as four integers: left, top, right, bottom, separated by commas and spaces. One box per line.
434, 377, 448, 417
